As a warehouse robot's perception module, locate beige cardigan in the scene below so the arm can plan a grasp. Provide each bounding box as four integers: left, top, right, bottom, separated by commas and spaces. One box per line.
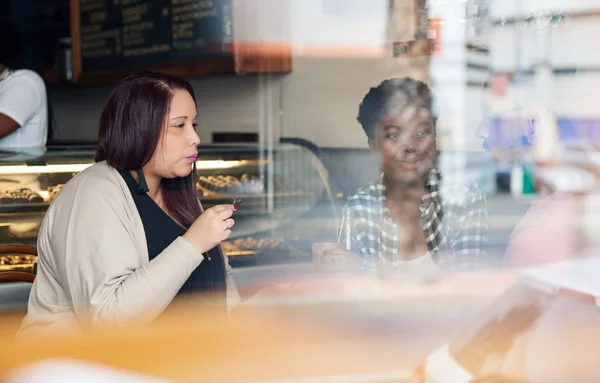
20, 161, 241, 336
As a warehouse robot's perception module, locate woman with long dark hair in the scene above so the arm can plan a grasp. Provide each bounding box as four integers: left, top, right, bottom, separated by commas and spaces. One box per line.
20, 72, 240, 335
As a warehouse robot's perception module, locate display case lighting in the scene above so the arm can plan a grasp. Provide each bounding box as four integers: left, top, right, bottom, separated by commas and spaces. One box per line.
0, 160, 251, 175
0, 164, 93, 175
196, 160, 250, 169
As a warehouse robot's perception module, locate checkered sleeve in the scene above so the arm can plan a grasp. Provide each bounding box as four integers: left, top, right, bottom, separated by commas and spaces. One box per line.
340, 194, 381, 268
452, 183, 488, 268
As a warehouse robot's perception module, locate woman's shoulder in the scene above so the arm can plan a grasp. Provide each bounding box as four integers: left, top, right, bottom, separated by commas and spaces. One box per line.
344, 180, 383, 212
51, 162, 127, 205
347, 179, 382, 201
67, 161, 121, 186
39, 163, 138, 246
6, 69, 45, 91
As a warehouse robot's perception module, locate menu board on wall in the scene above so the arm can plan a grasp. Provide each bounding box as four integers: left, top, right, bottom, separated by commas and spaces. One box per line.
71, 0, 235, 83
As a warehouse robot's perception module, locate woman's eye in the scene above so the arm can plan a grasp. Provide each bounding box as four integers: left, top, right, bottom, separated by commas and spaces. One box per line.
385, 133, 399, 139
415, 130, 431, 138
192, 123, 198, 129
175, 123, 185, 128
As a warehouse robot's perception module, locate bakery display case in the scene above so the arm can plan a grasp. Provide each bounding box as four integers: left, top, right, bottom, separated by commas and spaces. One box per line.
0, 143, 336, 270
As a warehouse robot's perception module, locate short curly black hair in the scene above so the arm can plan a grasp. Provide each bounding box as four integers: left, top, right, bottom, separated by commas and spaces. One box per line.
357, 77, 436, 139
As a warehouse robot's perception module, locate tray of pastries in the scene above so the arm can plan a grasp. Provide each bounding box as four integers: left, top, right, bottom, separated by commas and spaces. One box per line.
0, 254, 37, 272
0, 184, 67, 215
0, 187, 49, 215
197, 174, 264, 196
221, 241, 257, 256
0, 188, 44, 205
221, 236, 291, 267
196, 174, 301, 197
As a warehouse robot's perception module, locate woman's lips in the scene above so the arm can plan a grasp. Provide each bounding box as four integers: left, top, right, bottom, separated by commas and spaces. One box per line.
394, 158, 420, 170
399, 161, 419, 170
186, 155, 198, 162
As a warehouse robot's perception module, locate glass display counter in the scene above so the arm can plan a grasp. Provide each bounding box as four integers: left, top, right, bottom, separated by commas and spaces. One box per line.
0, 143, 336, 269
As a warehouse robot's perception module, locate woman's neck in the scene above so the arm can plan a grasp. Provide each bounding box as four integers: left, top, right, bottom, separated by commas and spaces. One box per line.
384, 178, 427, 204
385, 184, 425, 225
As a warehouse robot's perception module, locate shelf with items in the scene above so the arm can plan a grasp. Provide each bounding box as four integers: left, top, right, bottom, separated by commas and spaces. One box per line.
0, 254, 37, 272
0, 143, 334, 269
221, 236, 297, 268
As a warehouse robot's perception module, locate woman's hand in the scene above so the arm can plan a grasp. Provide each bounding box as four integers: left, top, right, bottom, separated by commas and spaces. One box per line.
183, 204, 235, 254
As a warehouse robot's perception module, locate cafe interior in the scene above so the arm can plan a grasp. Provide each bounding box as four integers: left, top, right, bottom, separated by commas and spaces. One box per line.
0, 0, 599, 382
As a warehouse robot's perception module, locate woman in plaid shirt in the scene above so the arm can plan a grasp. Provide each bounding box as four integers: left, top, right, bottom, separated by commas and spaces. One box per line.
340, 78, 488, 273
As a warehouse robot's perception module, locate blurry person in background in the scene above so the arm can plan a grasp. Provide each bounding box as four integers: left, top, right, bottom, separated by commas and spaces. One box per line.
477, 73, 593, 267
0, 19, 48, 151
502, 104, 600, 267
477, 72, 536, 194
340, 78, 488, 277
20, 73, 240, 338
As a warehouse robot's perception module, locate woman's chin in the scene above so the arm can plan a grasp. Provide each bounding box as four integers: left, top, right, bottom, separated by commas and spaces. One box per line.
170, 165, 194, 179
178, 169, 194, 178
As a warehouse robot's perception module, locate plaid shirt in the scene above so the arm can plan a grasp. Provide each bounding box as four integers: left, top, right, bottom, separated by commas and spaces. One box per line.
340, 170, 488, 270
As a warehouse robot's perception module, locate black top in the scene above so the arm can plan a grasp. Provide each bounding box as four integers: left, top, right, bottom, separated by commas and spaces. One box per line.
119, 171, 226, 306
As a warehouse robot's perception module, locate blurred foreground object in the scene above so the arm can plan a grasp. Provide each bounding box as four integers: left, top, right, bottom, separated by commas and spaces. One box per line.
311, 242, 361, 272
421, 257, 600, 383
5, 359, 171, 383
0, 270, 516, 383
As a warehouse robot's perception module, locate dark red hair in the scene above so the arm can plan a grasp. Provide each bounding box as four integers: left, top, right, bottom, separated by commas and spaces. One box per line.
95, 72, 201, 226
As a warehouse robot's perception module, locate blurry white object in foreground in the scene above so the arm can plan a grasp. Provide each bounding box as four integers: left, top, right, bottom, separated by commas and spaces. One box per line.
233, 0, 388, 57
421, 256, 600, 382
583, 193, 600, 249
536, 165, 596, 193
242, 272, 515, 307
5, 359, 174, 383
529, 102, 600, 193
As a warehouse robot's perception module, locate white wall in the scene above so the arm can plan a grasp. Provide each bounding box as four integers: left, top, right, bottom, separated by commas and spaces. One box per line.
50, 59, 388, 148
554, 74, 600, 117
489, 0, 600, 119
51, 54, 426, 149
280, 57, 388, 149
491, 18, 600, 71
51, 75, 266, 143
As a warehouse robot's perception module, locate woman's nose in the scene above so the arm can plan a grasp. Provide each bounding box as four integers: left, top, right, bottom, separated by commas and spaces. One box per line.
400, 135, 418, 152
189, 128, 201, 146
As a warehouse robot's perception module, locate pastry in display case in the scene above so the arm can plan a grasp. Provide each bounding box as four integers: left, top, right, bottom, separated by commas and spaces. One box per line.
0, 254, 37, 273
0, 143, 336, 271
221, 236, 292, 267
